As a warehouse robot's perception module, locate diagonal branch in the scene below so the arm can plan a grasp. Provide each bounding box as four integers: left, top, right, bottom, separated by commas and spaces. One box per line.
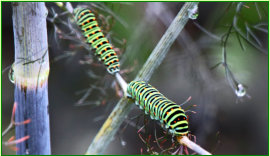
85, 2, 201, 155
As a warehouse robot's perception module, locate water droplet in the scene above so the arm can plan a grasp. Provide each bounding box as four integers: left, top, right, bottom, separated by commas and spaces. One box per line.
188, 5, 199, 20
235, 84, 246, 97
121, 140, 126, 146
8, 64, 15, 84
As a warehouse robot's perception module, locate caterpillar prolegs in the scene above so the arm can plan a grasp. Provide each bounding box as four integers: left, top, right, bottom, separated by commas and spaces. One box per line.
127, 81, 189, 136
74, 8, 120, 74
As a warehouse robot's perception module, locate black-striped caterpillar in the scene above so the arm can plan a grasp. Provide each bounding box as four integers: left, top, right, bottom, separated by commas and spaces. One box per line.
74, 8, 120, 74
127, 81, 189, 136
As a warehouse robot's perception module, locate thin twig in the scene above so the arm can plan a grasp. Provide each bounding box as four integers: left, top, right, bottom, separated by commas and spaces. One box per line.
85, 2, 202, 155
115, 73, 128, 95
177, 136, 211, 155
2, 123, 13, 137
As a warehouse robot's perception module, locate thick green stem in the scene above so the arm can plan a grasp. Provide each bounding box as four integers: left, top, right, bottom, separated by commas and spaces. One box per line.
86, 2, 199, 155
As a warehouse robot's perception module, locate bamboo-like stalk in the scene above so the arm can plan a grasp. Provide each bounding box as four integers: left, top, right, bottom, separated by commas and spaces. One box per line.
86, 2, 200, 155
12, 2, 51, 154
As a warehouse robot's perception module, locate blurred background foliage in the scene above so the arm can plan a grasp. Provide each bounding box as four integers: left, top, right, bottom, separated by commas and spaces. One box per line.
2, 2, 268, 155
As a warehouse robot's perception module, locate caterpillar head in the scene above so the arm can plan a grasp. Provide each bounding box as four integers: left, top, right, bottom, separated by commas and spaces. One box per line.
107, 66, 120, 75
164, 111, 189, 136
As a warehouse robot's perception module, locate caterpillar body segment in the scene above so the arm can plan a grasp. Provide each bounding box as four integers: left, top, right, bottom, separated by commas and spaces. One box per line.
127, 81, 189, 136
74, 8, 120, 74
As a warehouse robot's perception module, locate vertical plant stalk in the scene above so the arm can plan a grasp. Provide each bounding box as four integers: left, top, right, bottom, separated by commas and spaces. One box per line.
12, 2, 51, 155
86, 2, 199, 155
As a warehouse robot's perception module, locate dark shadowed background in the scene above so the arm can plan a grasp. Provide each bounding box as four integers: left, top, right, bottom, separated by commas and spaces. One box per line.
2, 2, 268, 155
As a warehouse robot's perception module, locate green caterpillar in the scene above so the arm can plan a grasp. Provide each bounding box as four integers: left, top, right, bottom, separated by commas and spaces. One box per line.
127, 81, 189, 136
74, 8, 120, 74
